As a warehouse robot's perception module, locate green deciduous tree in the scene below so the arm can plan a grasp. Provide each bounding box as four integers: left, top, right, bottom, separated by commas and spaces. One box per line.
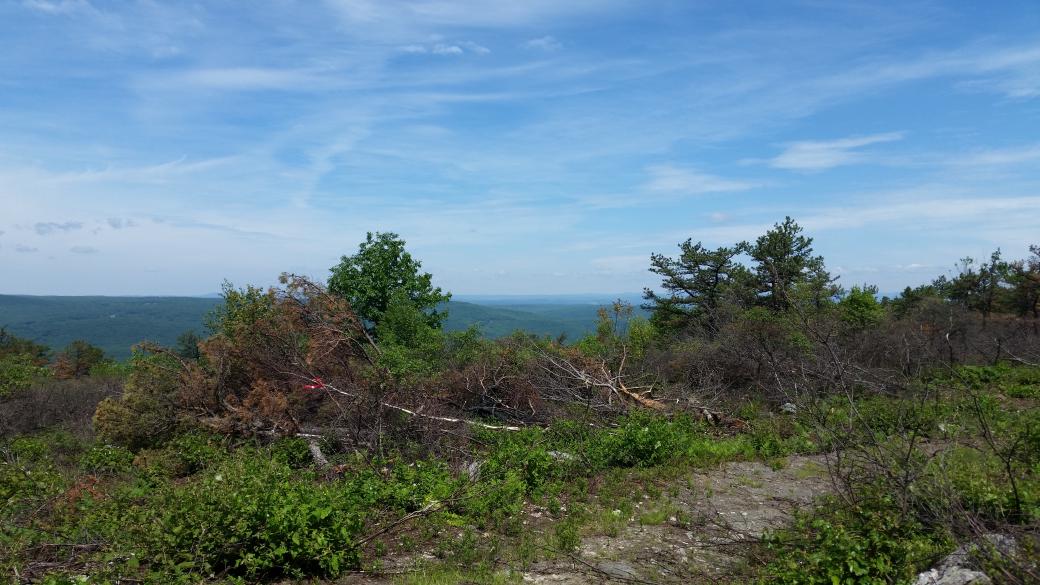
207, 281, 276, 342
328, 232, 450, 335
374, 290, 445, 379
839, 285, 885, 330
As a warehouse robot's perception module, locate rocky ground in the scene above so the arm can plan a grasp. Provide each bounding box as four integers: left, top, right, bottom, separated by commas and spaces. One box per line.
521, 455, 831, 584
341, 454, 832, 584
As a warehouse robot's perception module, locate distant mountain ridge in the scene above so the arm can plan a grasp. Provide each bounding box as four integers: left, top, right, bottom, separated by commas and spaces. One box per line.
0, 294, 646, 360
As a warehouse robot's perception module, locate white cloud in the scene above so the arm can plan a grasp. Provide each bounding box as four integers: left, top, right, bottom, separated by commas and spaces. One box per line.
643, 164, 755, 195
107, 218, 136, 229
21, 0, 93, 15
432, 44, 463, 55
140, 68, 333, 92
70, 245, 99, 254
524, 36, 562, 51
461, 41, 491, 55
799, 194, 1040, 238
325, 0, 622, 33
950, 144, 1040, 167
41, 157, 236, 186
15, 244, 38, 253
768, 132, 904, 171
34, 221, 83, 235
400, 40, 490, 56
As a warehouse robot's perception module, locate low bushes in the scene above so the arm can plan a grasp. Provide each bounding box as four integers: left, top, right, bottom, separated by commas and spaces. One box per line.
81, 454, 366, 580
761, 491, 949, 585
757, 364, 1040, 583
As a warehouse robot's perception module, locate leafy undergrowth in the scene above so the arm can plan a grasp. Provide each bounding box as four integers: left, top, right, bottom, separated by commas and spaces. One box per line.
1, 410, 813, 583
755, 364, 1040, 584
2, 364, 1038, 584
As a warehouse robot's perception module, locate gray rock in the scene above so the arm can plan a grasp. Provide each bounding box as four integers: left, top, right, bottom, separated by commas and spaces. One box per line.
938, 533, 1017, 572
780, 402, 798, 414
914, 534, 1017, 585
914, 567, 991, 585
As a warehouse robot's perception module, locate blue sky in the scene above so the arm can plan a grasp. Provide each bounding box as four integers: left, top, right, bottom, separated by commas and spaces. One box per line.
1, 1, 1039, 296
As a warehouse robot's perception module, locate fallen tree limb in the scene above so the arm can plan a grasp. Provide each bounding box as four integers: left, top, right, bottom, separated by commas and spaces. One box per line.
355, 500, 443, 548
310, 378, 526, 431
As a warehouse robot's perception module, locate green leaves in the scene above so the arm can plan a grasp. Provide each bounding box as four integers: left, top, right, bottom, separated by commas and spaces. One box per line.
88, 453, 367, 580
761, 495, 947, 585
0, 353, 50, 396
838, 285, 885, 330
645, 240, 749, 334
328, 231, 450, 335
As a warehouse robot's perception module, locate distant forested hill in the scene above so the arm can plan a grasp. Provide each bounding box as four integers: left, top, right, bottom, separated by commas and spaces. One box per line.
0, 295, 645, 359
0, 295, 222, 360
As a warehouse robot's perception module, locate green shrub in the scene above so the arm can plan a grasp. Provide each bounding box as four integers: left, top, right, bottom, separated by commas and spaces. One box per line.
586, 414, 691, 468
480, 429, 562, 494
87, 360, 131, 379
80, 444, 134, 474
943, 445, 1040, 522
0, 353, 50, 396
1006, 383, 1040, 399
760, 493, 947, 584
464, 470, 528, 530
382, 459, 458, 512
269, 436, 313, 468
747, 417, 817, 458
553, 516, 581, 553
0, 447, 65, 513
133, 432, 226, 479
85, 453, 368, 580
93, 354, 181, 450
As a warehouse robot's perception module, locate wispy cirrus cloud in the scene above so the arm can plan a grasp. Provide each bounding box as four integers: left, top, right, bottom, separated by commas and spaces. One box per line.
324, 0, 624, 32
767, 132, 905, 172
949, 144, 1040, 167
3, 1, 1040, 295
21, 0, 94, 16
137, 68, 336, 93
642, 165, 756, 195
